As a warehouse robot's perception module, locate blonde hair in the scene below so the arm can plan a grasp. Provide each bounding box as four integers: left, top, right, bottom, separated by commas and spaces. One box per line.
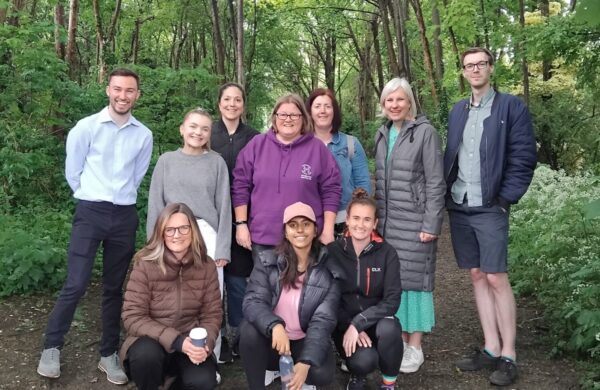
134, 203, 208, 274
182, 107, 212, 151
379, 78, 418, 119
270, 94, 313, 134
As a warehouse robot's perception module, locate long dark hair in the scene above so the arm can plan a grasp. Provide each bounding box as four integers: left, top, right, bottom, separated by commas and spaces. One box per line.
276, 225, 321, 289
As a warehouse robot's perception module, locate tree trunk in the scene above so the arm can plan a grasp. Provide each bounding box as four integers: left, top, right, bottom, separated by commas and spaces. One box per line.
390, 0, 412, 80
8, 0, 26, 26
378, 0, 400, 76
210, 0, 226, 79
30, 0, 37, 19
431, 0, 443, 81
370, 15, 384, 95
91, 0, 106, 83
54, 1, 66, 60
409, 0, 439, 107
65, 0, 79, 80
518, 0, 529, 106
236, 0, 244, 85
479, 0, 490, 49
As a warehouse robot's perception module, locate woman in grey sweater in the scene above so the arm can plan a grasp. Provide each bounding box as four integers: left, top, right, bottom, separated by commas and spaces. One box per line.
146, 108, 232, 367
374, 78, 445, 374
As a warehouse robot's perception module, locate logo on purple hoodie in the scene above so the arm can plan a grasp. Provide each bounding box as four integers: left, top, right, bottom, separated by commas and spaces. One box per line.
301, 164, 312, 180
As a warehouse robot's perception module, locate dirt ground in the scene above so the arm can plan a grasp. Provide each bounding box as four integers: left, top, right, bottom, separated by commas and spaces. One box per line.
0, 221, 582, 389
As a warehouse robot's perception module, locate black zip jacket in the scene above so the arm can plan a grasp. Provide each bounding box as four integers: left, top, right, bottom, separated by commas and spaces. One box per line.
211, 119, 260, 184
327, 234, 401, 333
212, 119, 260, 276
242, 246, 341, 367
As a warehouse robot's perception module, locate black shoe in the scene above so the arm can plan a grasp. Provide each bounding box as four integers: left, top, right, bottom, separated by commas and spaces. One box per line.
346, 375, 367, 390
217, 338, 233, 364
456, 349, 500, 371
489, 357, 518, 386
231, 339, 240, 358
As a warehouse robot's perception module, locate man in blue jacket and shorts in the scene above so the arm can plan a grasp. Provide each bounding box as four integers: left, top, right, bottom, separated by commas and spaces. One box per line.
444, 47, 536, 386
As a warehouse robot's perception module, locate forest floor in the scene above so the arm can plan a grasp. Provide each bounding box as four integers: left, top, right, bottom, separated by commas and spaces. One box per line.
0, 220, 583, 389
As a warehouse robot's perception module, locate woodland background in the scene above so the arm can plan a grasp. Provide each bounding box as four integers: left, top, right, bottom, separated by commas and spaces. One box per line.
0, 0, 598, 386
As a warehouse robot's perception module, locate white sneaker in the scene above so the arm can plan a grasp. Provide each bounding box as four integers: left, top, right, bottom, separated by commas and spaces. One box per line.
216, 371, 222, 385
400, 345, 424, 373
265, 370, 281, 386
301, 385, 316, 389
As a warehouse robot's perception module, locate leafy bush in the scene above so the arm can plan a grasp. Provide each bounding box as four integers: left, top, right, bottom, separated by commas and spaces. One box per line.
0, 208, 72, 296
509, 165, 600, 364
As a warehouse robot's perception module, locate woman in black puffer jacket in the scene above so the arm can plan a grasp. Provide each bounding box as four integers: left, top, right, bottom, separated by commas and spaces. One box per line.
240, 202, 340, 390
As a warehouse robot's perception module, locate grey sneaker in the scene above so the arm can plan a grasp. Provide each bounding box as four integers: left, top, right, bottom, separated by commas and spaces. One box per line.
37, 348, 61, 378
98, 352, 128, 385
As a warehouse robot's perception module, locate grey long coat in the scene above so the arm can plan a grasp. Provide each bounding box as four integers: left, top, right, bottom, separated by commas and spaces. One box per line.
374, 116, 445, 292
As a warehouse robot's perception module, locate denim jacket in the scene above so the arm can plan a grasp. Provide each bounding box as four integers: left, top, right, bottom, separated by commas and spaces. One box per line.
328, 131, 372, 212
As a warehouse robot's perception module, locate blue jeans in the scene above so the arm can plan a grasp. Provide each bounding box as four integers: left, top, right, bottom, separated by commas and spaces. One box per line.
44, 201, 138, 356
224, 273, 247, 328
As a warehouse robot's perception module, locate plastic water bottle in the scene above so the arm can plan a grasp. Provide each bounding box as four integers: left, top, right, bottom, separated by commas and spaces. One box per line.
279, 354, 294, 389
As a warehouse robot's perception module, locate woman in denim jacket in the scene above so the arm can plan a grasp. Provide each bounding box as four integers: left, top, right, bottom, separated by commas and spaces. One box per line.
306, 89, 371, 237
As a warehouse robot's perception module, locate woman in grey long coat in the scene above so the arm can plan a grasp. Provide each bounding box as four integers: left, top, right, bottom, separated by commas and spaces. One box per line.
374, 77, 445, 374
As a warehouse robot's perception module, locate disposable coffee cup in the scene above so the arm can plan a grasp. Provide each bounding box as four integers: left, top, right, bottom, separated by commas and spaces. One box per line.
189, 327, 207, 347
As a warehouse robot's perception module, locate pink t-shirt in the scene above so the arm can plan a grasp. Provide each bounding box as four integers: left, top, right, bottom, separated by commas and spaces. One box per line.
273, 273, 306, 340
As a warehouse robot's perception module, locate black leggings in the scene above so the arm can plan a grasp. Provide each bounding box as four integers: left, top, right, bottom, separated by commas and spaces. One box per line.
239, 320, 336, 390
333, 317, 403, 377
126, 336, 218, 390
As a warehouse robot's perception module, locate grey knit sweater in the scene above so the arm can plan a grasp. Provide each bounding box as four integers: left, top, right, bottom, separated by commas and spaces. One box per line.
147, 149, 232, 261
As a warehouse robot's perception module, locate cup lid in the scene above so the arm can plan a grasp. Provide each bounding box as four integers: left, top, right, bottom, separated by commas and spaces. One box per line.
189, 327, 207, 339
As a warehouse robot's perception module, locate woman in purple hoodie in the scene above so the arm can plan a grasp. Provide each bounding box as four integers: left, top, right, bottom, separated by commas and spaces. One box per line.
232, 93, 341, 257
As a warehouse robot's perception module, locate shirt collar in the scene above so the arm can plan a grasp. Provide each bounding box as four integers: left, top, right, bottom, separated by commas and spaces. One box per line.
98, 106, 140, 128
470, 88, 495, 108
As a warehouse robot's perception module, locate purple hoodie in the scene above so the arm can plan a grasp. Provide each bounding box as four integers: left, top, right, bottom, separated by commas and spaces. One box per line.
232, 130, 341, 246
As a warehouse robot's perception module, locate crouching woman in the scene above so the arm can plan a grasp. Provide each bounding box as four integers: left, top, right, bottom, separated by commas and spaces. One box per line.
119, 203, 222, 390
240, 202, 341, 390
328, 189, 403, 390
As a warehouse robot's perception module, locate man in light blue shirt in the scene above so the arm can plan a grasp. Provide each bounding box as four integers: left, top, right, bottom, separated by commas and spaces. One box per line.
37, 68, 153, 385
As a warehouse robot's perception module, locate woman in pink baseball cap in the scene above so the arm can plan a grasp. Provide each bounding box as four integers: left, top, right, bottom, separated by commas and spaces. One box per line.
239, 202, 341, 390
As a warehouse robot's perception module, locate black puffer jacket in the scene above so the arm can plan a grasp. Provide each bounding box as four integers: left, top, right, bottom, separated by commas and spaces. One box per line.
328, 234, 401, 333
242, 246, 341, 367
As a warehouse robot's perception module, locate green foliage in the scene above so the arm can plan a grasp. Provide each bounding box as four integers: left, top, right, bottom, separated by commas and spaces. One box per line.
0, 209, 72, 296
509, 166, 600, 365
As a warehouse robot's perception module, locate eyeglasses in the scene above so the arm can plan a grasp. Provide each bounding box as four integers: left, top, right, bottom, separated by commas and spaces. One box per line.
164, 225, 191, 237
463, 61, 489, 71
275, 113, 302, 121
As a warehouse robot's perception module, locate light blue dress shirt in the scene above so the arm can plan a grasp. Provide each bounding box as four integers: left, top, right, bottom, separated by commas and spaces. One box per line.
65, 107, 153, 205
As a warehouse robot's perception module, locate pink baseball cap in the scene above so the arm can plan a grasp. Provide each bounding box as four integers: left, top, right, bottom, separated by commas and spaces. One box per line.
283, 202, 316, 224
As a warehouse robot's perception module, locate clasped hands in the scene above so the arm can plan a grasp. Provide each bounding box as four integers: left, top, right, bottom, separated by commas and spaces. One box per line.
181, 337, 210, 365
272, 324, 310, 390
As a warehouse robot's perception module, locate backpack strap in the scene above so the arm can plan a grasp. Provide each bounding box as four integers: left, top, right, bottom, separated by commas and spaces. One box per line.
346, 133, 355, 160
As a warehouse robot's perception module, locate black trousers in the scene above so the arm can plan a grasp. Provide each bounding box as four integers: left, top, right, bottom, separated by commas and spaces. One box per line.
239, 320, 336, 390
126, 336, 218, 390
44, 200, 138, 356
333, 317, 403, 377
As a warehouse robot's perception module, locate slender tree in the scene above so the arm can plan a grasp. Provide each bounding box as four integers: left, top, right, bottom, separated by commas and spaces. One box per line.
54, 1, 66, 60
409, 0, 439, 107
210, 0, 226, 79
65, 0, 79, 80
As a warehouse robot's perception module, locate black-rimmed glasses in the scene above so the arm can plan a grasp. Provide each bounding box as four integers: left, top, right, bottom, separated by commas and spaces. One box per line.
275, 113, 302, 121
463, 61, 489, 71
165, 225, 191, 237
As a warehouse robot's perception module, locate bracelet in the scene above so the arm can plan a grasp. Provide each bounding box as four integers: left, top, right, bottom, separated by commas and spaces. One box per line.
234, 220, 247, 226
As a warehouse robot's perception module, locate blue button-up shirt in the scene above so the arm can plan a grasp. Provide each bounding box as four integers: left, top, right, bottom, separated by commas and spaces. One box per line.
451, 89, 495, 207
65, 107, 153, 205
